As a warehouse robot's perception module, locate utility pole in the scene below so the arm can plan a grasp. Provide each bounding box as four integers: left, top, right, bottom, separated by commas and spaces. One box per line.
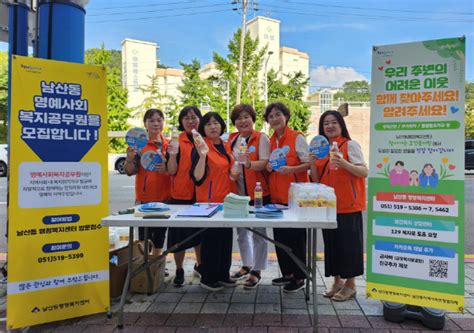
235, 0, 247, 105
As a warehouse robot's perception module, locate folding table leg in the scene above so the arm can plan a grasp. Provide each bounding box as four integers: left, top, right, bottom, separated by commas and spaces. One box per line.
312, 228, 318, 329
305, 228, 312, 301
117, 227, 134, 328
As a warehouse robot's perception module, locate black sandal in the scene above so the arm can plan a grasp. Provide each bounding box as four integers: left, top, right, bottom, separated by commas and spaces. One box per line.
231, 266, 250, 280
244, 270, 262, 289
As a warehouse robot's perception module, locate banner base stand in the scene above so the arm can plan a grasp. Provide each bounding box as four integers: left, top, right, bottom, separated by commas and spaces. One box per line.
383, 301, 445, 330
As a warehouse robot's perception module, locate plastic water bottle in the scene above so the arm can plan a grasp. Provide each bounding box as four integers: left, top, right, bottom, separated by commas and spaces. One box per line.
329, 142, 340, 170
238, 139, 248, 164
169, 128, 179, 154
192, 129, 209, 155
231, 161, 241, 179
254, 182, 263, 208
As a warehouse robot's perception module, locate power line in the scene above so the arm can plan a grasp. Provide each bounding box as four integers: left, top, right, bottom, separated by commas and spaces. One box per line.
87, 8, 232, 24
89, 0, 206, 11
285, 0, 474, 17
258, 4, 474, 23
88, 3, 233, 17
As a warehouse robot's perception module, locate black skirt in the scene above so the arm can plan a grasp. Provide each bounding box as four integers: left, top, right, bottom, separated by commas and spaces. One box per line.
167, 198, 203, 253
322, 211, 364, 279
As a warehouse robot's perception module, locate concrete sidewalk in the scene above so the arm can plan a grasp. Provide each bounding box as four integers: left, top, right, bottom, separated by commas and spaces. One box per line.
3, 259, 474, 332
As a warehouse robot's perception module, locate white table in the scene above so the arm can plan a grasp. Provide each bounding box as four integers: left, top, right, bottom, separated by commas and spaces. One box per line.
102, 205, 337, 329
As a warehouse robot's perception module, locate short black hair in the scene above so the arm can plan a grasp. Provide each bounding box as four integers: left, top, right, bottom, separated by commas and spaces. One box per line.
178, 106, 202, 131
395, 161, 404, 166
231, 104, 256, 125
198, 112, 226, 137
264, 102, 290, 124
318, 110, 351, 140
143, 108, 164, 126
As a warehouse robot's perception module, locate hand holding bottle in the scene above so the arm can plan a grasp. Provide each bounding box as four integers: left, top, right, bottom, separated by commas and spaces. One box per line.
168, 129, 179, 155
329, 142, 343, 170
230, 161, 241, 180
192, 129, 209, 157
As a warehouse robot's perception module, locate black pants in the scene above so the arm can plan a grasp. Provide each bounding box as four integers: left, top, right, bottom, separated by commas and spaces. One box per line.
138, 227, 167, 249
322, 211, 363, 279
273, 228, 307, 280
200, 228, 233, 284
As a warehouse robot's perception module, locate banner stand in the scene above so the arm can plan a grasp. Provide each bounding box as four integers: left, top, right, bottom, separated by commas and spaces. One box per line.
383, 301, 445, 330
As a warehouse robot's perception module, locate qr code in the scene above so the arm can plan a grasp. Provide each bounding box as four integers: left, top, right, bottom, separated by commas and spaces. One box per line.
429, 259, 448, 279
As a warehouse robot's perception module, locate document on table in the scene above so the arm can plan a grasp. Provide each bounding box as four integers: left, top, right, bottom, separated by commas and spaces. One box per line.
177, 205, 219, 218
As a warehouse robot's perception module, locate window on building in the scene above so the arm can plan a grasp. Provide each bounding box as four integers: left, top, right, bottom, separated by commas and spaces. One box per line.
320, 90, 333, 113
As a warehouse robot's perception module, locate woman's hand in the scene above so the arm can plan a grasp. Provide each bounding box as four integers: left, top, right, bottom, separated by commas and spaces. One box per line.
241, 153, 251, 168
309, 152, 317, 164
126, 146, 137, 161
277, 166, 292, 175
266, 162, 273, 173
155, 162, 166, 173
330, 153, 347, 169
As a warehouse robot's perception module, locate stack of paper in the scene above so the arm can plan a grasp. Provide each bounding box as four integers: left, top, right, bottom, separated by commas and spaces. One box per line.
134, 202, 171, 218
255, 206, 283, 219
223, 193, 250, 218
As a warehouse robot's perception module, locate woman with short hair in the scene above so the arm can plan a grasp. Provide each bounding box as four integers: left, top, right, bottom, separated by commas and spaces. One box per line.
265, 102, 310, 293
228, 104, 271, 289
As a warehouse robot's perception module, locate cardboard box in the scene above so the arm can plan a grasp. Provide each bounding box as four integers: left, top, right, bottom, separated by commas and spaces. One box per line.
109, 241, 142, 298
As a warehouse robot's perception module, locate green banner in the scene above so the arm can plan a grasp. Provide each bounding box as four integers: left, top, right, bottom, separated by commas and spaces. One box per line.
367, 37, 465, 312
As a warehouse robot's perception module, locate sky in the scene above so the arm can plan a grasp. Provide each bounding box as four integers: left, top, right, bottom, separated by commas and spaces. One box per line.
3, 0, 474, 90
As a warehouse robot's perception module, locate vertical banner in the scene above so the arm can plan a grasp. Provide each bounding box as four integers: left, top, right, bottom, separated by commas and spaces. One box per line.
367, 37, 465, 312
7, 56, 109, 329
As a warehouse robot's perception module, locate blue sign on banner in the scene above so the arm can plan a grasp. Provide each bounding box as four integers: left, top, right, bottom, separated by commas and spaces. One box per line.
18, 81, 100, 162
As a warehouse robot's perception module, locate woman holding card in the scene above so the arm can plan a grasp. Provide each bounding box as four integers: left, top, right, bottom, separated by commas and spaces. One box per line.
124, 108, 170, 256
227, 104, 271, 289
190, 112, 237, 291
265, 102, 310, 293
166, 106, 204, 287
309, 110, 367, 302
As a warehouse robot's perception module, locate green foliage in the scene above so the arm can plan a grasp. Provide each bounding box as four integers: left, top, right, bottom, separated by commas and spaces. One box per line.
85, 45, 131, 152
267, 70, 310, 133
179, 59, 215, 108
212, 28, 267, 130
423, 37, 465, 60
0, 52, 7, 143
333, 80, 370, 102
135, 74, 179, 132
466, 82, 474, 139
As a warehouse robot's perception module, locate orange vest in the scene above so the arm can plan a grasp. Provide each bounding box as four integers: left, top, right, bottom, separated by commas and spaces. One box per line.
135, 135, 171, 203
315, 136, 366, 213
269, 126, 308, 204
228, 131, 270, 200
170, 132, 195, 201
195, 138, 236, 203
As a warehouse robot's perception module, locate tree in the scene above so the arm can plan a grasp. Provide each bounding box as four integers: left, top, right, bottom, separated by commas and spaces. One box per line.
334, 80, 371, 102
466, 81, 474, 139
177, 59, 227, 127
134, 74, 179, 131
178, 59, 214, 108
267, 70, 310, 133
85, 45, 131, 152
212, 28, 267, 129
0, 52, 7, 143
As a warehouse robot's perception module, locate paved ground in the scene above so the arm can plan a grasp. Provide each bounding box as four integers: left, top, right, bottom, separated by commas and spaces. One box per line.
2, 258, 474, 332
